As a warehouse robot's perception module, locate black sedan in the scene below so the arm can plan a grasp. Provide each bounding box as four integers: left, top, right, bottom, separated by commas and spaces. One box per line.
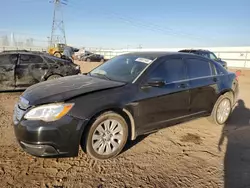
0, 51, 80, 91
81, 53, 105, 62
178, 49, 228, 69
13, 52, 239, 160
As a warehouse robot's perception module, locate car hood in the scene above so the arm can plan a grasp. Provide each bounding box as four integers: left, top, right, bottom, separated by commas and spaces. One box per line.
21, 75, 126, 105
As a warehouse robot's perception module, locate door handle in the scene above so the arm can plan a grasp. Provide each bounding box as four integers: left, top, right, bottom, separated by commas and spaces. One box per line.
40, 66, 48, 70
178, 83, 188, 88
213, 77, 218, 82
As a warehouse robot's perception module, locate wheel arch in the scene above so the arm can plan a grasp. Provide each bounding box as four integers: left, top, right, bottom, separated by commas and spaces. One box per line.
80, 107, 136, 148
53, 51, 61, 55
218, 89, 234, 103
45, 73, 63, 80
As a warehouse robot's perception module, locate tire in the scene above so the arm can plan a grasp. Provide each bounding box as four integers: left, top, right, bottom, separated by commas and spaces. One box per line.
86, 58, 91, 62
47, 74, 62, 80
100, 59, 105, 63
208, 93, 233, 125
54, 52, 62, 58
82, 111, 128, 160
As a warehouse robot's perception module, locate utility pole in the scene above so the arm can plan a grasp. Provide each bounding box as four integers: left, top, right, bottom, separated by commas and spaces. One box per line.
50, 0, 67, 47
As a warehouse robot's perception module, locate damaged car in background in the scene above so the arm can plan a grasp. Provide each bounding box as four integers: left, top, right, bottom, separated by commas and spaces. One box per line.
0, 51, 80, 91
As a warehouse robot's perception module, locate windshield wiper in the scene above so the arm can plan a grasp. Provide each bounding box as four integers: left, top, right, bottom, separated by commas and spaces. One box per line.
91, 72, 111, 80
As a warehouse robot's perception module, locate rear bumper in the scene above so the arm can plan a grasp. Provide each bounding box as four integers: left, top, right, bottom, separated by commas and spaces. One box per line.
13, 113, 88, 158
233, 81, 240, 106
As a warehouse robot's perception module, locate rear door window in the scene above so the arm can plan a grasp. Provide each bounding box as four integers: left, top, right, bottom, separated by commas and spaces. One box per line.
0, 54, 17, 65
186, 58, 212, 79
20, 54, 43, 64
149, 58, 186, 82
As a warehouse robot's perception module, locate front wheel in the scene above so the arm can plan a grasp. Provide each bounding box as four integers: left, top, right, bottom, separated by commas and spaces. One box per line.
83, 112, 128, 160
208, 93, 232, 125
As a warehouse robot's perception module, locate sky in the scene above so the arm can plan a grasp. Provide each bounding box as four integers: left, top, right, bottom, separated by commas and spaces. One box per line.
1, 0, 250, 48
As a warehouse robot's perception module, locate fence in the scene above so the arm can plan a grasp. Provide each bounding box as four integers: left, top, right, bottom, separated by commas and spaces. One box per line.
215, 51, 250, 69
90, 49, 250, 69
0, 45, 250, 69
0, 46, 47, 52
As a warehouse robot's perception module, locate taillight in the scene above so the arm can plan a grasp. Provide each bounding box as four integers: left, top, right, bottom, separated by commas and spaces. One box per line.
235, 70, 241, 81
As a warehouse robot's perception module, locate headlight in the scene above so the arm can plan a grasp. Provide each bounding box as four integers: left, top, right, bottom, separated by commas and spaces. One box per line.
75, 66, 80, 70
24, 103, 74, 122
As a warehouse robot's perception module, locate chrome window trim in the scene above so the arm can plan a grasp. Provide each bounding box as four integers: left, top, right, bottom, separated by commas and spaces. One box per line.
164, 75, 222, 85
132, 58, 158, 84
132, 57, 224, 85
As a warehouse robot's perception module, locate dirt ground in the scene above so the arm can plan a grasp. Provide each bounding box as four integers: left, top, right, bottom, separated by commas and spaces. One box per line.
0, 62, 250, 188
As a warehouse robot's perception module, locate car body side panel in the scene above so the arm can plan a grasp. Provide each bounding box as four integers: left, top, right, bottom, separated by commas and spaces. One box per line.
15, 55, 48, 88
43, 58, 80, 79
0, 54, 17, 91
67, 82, 191, 139
65, 85, 136, 138
132, 83, 190, 135
66, 85, 134, 120
189, 76, 218, 114
213, 62, 237, 97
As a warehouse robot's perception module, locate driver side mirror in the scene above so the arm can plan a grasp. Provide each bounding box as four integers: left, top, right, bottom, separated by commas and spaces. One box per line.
144, 78, 166, 88
217, 58, 222, 61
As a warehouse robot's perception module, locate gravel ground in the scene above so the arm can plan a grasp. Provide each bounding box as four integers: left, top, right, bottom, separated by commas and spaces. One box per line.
0, 64, 250, 188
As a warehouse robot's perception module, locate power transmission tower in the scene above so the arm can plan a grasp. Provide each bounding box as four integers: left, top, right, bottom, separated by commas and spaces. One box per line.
50, 0, 67, 46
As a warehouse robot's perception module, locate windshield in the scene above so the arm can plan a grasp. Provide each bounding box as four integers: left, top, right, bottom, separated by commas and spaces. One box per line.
89, 54, 155, 83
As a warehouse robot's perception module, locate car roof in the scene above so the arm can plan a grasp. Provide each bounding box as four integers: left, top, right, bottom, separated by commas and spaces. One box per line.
0, 51, 45, 55
125, 51, 194, 59
179, 49, 210, 53
0, 51, 70, 62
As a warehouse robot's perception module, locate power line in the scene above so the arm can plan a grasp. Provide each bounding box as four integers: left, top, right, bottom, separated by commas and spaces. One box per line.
65, 1, 211, 42
50, 0, 67, 45
15, 0, 215, 46
15, 0, 208, 41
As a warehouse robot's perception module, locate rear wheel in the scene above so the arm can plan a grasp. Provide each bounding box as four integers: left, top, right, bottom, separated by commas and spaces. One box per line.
86, 58, 91, 62
208, 93, 233, 125
83, 111, 128, 160
100, 59, 105, 63
47, 74, 62, 80
54, 52, 62, 58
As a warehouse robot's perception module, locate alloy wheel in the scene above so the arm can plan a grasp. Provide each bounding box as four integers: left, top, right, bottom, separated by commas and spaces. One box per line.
91, 119, 124, 155
216, 98, 231, 124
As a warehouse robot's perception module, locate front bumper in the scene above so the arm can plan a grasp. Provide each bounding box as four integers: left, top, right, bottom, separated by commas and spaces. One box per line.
13, 106, 88, 157
19, 142, 59, 157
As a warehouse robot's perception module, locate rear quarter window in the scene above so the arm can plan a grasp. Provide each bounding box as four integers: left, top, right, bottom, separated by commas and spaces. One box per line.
44, 57, 56, 64
186, 58, 212, 79
213, 61, 228, 75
